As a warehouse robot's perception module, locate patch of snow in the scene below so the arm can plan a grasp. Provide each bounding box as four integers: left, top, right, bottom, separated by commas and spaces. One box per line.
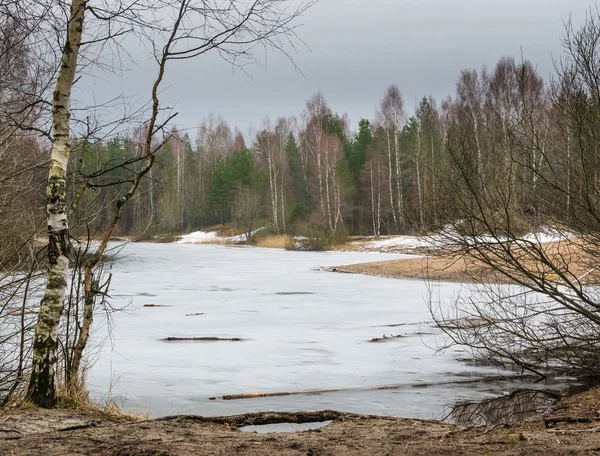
353, 235, 442, 254
177, 227, 267, 244
177, 231, 219, 244
521, 226, 575, 244
351, 225, 576, 254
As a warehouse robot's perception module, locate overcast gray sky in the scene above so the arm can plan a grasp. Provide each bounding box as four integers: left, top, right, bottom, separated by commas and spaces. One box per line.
77, 0, 593, 138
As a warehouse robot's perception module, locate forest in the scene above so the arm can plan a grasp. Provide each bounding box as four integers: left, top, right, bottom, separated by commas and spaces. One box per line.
24, 55, 581, 246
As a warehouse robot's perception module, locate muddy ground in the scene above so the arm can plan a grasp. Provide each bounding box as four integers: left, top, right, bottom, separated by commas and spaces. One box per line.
2, 388, 600, 455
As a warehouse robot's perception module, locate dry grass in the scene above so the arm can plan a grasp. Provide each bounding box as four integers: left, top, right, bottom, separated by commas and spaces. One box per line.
253, 235, 292, 249
336, 238, 600, 285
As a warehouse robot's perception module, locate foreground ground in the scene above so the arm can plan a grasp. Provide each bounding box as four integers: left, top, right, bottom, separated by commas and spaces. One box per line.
2, 388, 600, 455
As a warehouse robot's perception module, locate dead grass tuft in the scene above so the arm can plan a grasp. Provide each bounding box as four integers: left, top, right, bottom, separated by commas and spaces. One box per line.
253, 235, 292, 249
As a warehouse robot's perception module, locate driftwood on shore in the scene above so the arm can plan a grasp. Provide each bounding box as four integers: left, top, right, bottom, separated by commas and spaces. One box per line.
162, 337, 243, 342
155, 410, 348, 427
213, 374, 539, 401
544, 416, 596, 428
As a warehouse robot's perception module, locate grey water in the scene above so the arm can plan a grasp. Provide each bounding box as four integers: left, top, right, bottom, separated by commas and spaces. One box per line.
86, 243, 566, 419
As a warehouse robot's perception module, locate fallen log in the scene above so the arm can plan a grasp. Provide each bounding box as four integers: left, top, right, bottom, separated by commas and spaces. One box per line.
58, 421, 101, 432
215, 374, 539, 401
155, 410, 347, 427
370, 321, 433, 328
144, 304, 171, 308
547, 426, 600, 434
162, 337, 243, 342
185, 313, 205, 317
544, 416, 596, 428
370, 334, 402, 342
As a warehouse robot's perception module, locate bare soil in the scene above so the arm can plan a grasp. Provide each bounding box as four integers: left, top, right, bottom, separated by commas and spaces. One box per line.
3, 388, 600, 455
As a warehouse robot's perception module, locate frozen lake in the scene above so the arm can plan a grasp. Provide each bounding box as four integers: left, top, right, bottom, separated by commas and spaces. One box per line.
87, 243, 538, 419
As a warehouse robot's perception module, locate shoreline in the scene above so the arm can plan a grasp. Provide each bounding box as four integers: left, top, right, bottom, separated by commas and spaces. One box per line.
2, 386, 600, 455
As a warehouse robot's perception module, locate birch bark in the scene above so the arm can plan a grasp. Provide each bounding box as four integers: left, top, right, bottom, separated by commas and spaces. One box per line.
27, 0, 87, 407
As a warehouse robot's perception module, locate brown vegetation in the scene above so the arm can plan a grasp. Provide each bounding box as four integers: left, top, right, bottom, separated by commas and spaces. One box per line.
335, 238, 600, 285
253, 235, 292, 249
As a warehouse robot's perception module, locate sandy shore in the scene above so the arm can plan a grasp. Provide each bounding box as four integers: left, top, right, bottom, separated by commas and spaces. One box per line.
335, 238, 598, 284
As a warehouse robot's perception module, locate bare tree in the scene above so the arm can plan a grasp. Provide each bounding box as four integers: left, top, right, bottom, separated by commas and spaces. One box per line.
376, 85, 406, 232
431, 9, 600, 379
22, 0, 317, 407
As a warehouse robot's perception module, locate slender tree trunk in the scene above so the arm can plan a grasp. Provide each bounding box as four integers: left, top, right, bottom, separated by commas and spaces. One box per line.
472, 113, 484, 195
430, 130, 436, 224
377, 156, 382, 237
27, 0, 87, 408
69, 266, 96, 385
280, 174, 286, 233
332, 167, 342, 232
149, 165, 155, 225
416, 126, 424, 228
325, 157, 333, 233
267, 139, 279, 233
316, 150, 326, 226
386, 131, 398, 230
393, 129, 404, 230
566, 130, 571, 215
370, 161, 376, 236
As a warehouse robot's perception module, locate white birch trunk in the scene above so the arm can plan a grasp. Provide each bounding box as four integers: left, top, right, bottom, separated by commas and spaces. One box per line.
393, 129, 404, 230
370, 161, 376, 236
386, 131, 398, 230
27, 0, 86, 408
416, 125, 424, 228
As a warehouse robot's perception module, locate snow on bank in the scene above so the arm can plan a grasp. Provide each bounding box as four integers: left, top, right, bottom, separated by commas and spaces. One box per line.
177, 228, 266, 244
177, 225, 575, 252
177, 230, 248, 244
521, 226, 574, 244
354, 235, 437, 254
349, 226, 576, 255
177, 231, 220, 244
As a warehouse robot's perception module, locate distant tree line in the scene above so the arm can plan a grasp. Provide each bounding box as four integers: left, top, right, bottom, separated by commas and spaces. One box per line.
49, 52, 588, 242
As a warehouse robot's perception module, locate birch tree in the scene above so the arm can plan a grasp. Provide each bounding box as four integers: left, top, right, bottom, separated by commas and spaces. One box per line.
27, 0, 87, 407
376, 85, 406, 232
23, 0, 318, 407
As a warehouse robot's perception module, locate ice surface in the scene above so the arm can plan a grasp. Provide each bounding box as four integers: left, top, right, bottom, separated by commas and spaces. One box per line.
87, 244, 551, 419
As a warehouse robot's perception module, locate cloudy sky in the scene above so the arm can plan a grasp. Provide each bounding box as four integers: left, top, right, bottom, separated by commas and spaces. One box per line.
78, 0, 593, 138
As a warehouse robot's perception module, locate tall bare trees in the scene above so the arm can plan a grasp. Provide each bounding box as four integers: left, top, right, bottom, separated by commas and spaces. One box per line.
377, 85, 407, 231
